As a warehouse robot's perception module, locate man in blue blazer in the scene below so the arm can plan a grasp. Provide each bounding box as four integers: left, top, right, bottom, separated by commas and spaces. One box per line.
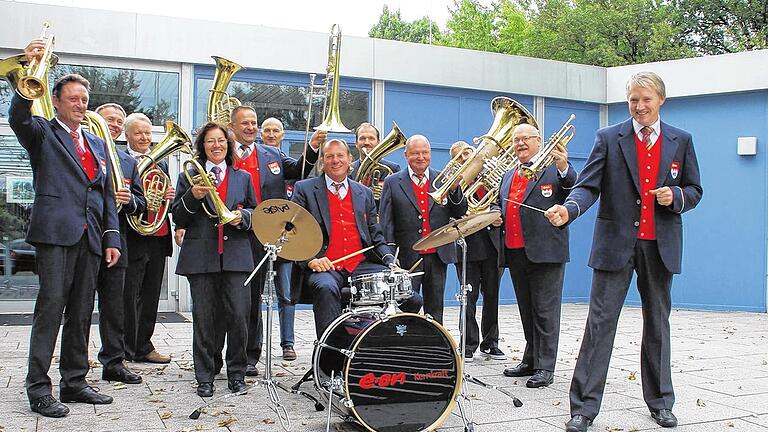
497, 124, 576, 388
94, 104, 146, 385
9, 45, 121, 417
379, 135, 468, 324
546, 72, 703, 431
291, 139, 421, 338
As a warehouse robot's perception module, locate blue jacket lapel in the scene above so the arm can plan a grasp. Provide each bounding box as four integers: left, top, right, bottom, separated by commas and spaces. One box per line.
225, 166, 237, 208
350, 182, 368, 242
499, 171, 513, 219
428, 167, 438, 212
399, 170, 420, 212
51, 120, 87, 178
256, 146, 269, 194
656, 122, 679, 188
312, 176, 332, 235
617, 119, 641, 195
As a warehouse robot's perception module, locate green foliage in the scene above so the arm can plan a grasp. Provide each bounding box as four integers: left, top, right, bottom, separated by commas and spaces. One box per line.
674, 0, 768, 54
369, 5, 442, 44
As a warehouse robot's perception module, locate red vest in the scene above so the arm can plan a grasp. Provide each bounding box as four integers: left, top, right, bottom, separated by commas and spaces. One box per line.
77, 139, 98, 181
636, 133, 662, 240
235, 149, 262, 204
325, 189, 364, 272
412, 179, 436, 254
505, 171, 529, 249
215, 171, 229, 255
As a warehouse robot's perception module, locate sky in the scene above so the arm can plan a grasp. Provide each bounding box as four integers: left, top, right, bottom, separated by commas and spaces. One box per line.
13, 0, 483, 37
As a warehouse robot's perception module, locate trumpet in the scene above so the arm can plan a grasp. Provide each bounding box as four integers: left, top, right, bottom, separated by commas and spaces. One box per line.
519, 114, 576, 180
18, 22, 56, 100
183, 159, 241, 226
0, 23, 57, 118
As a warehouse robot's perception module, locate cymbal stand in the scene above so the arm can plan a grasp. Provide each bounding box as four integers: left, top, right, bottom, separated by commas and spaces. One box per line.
452, 229, 523, 432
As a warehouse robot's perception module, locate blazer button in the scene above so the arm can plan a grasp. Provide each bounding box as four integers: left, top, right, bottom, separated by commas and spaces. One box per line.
633, 221, 640, 227
636, 199, 641, 205
87, 187, 92, 191
223, 235, 229, 240
418, 229, 423, 233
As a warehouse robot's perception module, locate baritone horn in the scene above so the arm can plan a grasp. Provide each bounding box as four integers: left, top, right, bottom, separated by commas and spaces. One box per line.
207, 56, 242, 123
430, 97, 537, 205
182, 159, 240, 226
127, 121, 194, 235
354, 122, 407, 200
82, 111, 125, 210
519, 114, 576, 180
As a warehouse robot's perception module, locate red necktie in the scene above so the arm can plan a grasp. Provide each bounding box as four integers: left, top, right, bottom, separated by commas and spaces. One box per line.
641, 126, 654, 150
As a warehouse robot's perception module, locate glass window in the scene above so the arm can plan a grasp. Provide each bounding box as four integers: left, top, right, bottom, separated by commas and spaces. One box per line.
195, 79, 369, 133
0, 65, 180, 126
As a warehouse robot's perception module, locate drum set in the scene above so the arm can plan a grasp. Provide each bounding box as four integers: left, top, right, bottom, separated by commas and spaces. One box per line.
188, 199, 522, 432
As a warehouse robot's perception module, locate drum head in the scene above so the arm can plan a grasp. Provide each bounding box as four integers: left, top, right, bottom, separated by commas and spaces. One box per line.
345, 313, 462, 432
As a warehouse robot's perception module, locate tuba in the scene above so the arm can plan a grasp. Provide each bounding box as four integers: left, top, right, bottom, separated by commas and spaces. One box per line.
82, 111, 125, 210
127, 121, 194, 235
519, 114, 576, 180
207, 56, 242, 123
354, 122, 407, 200
313, 24, 350, 133
0, 23, 57, 119
182, 159, 240, 225
430, 97, 537, 205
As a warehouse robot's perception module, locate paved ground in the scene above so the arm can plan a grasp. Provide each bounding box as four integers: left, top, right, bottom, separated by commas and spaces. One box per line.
1, 304, 767, 431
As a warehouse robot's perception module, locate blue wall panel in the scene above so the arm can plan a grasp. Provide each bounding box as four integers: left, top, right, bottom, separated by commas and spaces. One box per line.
608, 91, 768, 312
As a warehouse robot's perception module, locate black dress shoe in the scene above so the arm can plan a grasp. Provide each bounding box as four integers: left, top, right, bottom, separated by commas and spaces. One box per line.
60, 386, 113, 404
30, 395, 70, 418
102, 367, 143, 384
503, 362, 534, 377
228, 379, 247, 393
565, 414, 592, 432
526, 369, 554, 388
651, 409, 678, 428
197, 382, 214, 397
245, 363, 259, 376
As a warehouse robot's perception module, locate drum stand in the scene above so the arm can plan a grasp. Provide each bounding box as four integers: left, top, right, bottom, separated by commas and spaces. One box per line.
453, 232, 523, 432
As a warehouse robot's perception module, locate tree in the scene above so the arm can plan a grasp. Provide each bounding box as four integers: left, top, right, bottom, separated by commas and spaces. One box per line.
369, 5, 442, 44
443, 0, 499, 52
674, 0, 768, 54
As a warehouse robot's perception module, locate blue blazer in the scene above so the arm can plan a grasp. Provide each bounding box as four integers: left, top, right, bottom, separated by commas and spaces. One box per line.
379, 168, 468, 267
563, 118, 703, 274
497, 163, 576, 265
8, 94, 121, 255
289, 175, 394, 304
114, 150, 146, 268
172, 165, 257, 275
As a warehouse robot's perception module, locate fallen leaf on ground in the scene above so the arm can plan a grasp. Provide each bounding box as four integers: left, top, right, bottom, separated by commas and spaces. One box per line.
113, 383, 127, 390
159, 410, 173, 419
628, 371, 637, 381
218, 416, 237, 427
262, 418, 275, 424
696, 399, 706, 407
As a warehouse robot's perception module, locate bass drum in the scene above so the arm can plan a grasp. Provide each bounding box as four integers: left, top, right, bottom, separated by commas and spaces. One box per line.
313, 310, 462, 432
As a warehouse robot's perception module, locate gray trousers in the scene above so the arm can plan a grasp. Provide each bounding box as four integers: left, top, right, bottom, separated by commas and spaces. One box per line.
97, 263, 127, 372
26, 234, 99, 401
569, 240, 674, 420
505, 248, 564, 371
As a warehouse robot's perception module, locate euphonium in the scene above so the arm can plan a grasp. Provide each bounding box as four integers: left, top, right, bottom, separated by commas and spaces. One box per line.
182, 159, 240, 225
314, 24, 350, 133
464, 145, 519, 212
207, 56, 242, 123
430, 97, 537, 204
519, 114, 576, 180
354, 122, 407, 200
127, 121, 194, 235
82, 111, 125, 210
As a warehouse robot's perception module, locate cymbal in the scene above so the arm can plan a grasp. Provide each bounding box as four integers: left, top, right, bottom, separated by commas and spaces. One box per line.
252, 199, 322, 261
413, 210, 501, 251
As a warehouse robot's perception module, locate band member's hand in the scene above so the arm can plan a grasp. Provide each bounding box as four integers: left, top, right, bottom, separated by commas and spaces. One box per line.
24, 39, 46, 62
309, 130, 327, 150
650, 187, 673, 206
115, 188, 131, 205
174, 228, 185, 247
164, 186, 176, 201
227, 211, 242, 226
492, 215, 503, 227
191, 185, 211, 200
308, 257, 333, 272
104, 248, 121, 268
552, 143, 568, 172
545, 204, 569, 227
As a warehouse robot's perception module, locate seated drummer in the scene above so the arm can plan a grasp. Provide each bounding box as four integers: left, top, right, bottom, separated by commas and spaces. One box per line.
291, 138, 422, 338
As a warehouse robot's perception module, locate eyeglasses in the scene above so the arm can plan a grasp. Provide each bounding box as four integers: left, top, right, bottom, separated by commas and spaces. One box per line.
204, 138, 228, 145
512, 135, 540, 144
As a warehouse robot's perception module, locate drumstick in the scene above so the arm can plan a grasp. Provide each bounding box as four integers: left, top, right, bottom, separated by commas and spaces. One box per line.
408, 258, 423, 273
329, 246, 374, 265
504, 198, 547, 214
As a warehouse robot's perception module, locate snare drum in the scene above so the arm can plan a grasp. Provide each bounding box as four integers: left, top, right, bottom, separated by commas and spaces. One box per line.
313, 310, 462, 432
349, 271, 413, 306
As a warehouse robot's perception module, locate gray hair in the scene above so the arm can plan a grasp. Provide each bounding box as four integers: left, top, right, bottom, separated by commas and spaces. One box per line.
625, 71, 666, 99
405, 134, 430, 152
318, 138, 353, 175
261, 117, 284, 130
449, 141, 471, 158
124, 112, 152, 133
95, 103, 126, 118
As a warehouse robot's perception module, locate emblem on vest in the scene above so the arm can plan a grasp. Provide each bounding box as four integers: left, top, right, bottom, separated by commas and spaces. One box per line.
441, 197, 447, 206
100, 159, 107, 175
670, 161, 679, 179
123, 178, 132, 187
268, 161, 281, 175
286, 184, 294, 198
540, 184, 553, 198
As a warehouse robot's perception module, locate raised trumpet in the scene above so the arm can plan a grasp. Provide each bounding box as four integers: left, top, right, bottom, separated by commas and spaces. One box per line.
519, 114, 576, 180
19, 22, 56, 101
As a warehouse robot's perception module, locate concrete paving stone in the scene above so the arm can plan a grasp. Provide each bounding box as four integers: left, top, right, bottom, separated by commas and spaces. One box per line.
0, 409, 37, 431
744, 413, 768, 428
629, 399, 754, 426
691, 376, 768, 397
714, 393, 768, 415
37, 409, 166, 431
542, 408, 660, 431
674, 418, 768, 431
